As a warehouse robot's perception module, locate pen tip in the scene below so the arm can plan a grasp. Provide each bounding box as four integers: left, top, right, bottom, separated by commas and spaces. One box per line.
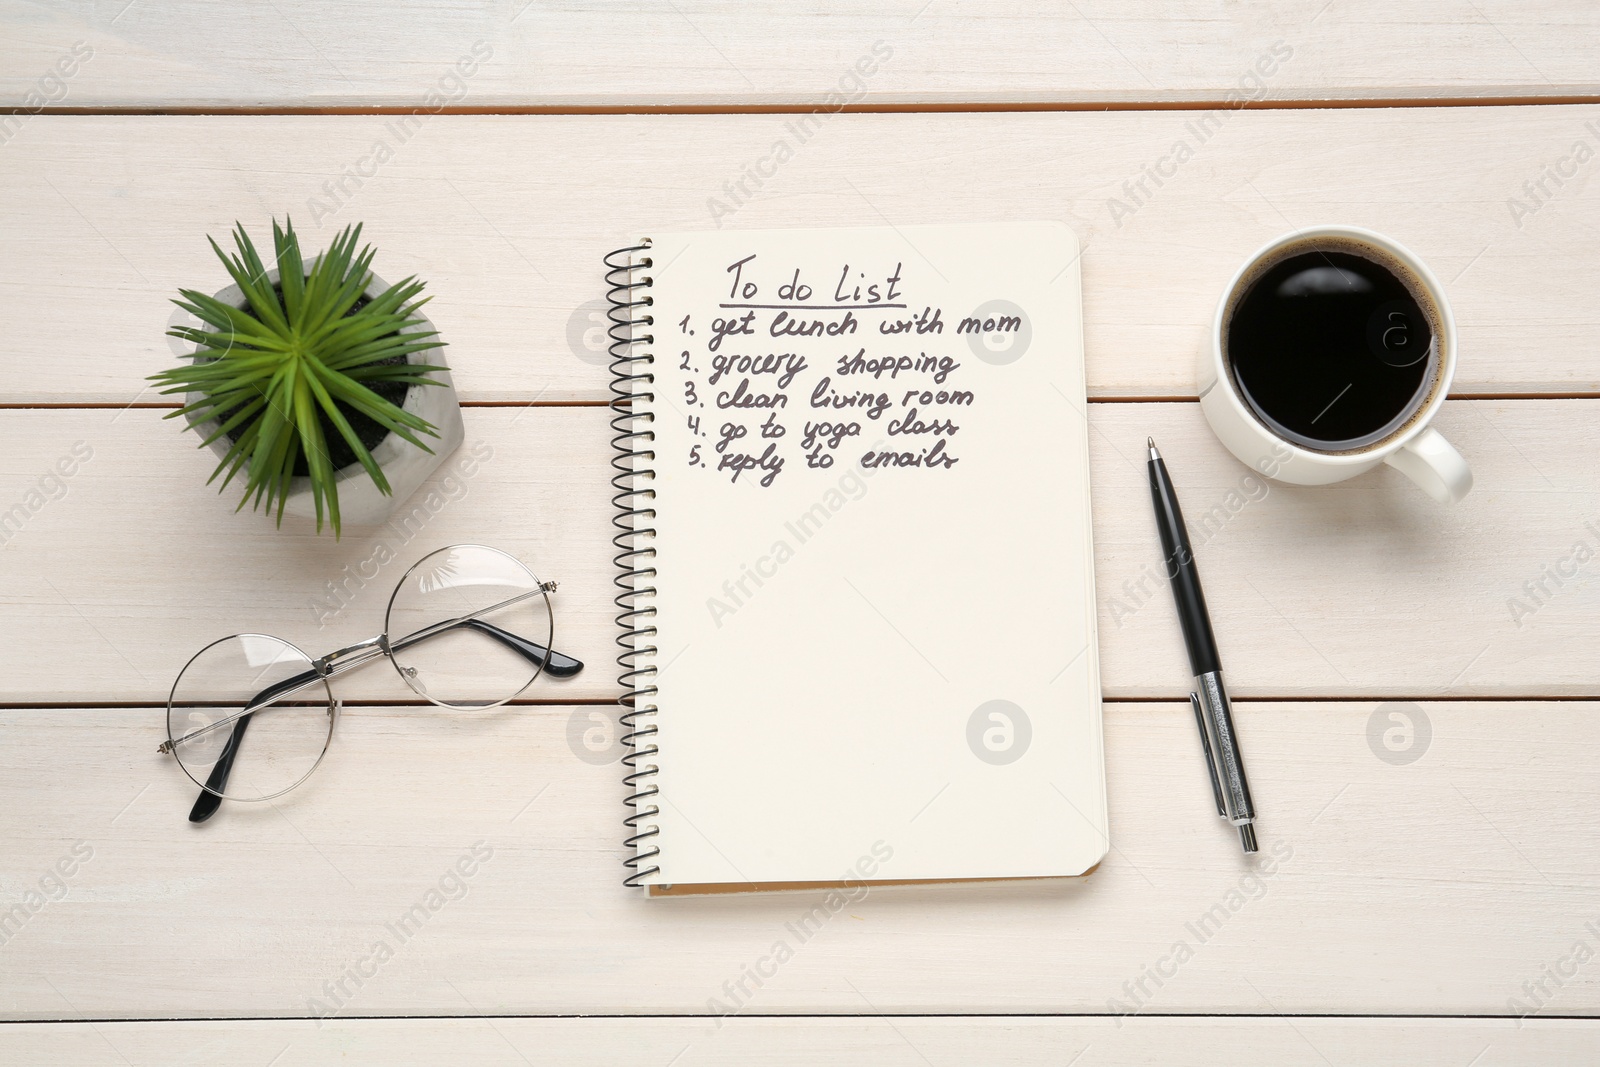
1147, 437, 1160, 462
1147, 437, 1155, 448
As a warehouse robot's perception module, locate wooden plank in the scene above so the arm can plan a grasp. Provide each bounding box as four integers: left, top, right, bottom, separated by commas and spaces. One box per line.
3, 2, 1600, 108
3, 110, 1600, 404
2, 700, 1596, 1018
1, 1017, 1596, 1066
0, 402, 1593, 704
0, 406, 618, 706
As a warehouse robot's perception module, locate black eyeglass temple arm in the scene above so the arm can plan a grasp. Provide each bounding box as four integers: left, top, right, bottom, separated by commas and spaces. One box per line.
187, 712, 252, 823
185, 666, 323, 823
184, 624, 582, 823
456, 620, 584, 678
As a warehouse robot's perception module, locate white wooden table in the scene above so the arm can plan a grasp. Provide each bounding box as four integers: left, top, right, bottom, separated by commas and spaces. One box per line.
3, 3, 1599, 1063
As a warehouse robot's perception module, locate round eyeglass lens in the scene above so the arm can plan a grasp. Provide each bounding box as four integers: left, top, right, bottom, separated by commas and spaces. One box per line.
165, 634, 336, 801
384, 544, 554, 709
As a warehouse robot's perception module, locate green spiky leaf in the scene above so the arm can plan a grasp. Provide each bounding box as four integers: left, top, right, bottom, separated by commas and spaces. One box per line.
151, 218, 446, 538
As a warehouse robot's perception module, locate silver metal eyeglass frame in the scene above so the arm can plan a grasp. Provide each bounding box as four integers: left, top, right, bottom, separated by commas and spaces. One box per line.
158, 544, 581, 821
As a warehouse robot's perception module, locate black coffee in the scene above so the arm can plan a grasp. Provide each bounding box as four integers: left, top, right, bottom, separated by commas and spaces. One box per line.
1226, 242, 1438, 451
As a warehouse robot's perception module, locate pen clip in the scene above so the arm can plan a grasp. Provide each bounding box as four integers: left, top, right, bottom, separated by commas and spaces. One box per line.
1190, 691, 1227, 818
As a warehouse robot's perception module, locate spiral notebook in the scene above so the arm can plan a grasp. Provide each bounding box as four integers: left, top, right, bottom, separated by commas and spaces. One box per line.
607, 222, 1105, 893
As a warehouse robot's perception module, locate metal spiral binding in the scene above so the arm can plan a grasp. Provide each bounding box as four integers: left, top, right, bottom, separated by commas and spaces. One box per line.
606, 242, 660, 888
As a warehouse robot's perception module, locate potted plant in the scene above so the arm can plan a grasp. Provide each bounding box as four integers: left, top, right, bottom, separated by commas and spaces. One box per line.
152, 218, 464, 537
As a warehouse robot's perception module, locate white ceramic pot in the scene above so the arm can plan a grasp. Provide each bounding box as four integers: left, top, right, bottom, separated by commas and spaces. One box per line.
183, 263, 465, 529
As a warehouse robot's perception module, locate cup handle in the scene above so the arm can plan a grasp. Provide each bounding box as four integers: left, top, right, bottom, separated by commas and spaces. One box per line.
1383, 427, 1473, 503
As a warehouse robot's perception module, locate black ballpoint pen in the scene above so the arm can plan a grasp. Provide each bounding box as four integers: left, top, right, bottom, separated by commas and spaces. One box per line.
1146, 437, 1258, 854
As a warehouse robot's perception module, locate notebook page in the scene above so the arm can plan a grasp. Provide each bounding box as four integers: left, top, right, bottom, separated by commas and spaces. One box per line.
640, 222, 1104, 886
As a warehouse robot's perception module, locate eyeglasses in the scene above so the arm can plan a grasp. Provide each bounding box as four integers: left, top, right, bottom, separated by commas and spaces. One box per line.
158, 544, 582, 822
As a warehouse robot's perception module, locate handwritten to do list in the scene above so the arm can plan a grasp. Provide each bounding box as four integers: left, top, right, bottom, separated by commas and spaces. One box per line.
667, 252, 1023, 488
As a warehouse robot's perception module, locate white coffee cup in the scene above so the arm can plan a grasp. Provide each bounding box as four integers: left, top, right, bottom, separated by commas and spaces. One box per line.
1198, 225, 1472, 503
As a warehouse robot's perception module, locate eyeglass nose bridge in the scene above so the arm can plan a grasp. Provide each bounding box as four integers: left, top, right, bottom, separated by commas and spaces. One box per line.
313, 635, 391, 680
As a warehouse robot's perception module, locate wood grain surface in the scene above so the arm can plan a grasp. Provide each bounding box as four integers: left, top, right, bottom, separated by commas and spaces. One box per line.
2, 110, 1599, 404
0, 401, 1592, 703
2, 1017, 1598, 1066
4, 2, 1598, 1054
3, 2, 1599, 108
3, 700, 1595, 1018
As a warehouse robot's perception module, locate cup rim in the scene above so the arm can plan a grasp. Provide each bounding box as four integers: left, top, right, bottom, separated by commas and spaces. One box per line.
1207, 224, 1457, 465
